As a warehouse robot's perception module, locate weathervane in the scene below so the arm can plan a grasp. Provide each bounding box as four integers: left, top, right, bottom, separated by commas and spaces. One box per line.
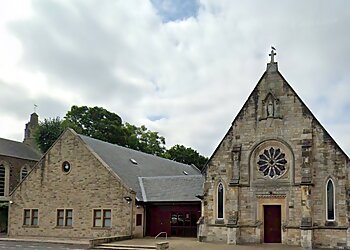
34, 104, 38, 113
269, 46, 276, 63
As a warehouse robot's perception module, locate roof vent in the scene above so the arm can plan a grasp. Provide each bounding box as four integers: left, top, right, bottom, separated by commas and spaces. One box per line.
183, 171, 188, 175
130, 158, 138, 165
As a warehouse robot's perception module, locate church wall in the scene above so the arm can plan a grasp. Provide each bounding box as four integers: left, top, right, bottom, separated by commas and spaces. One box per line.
313, 229, 347, 249
206, 225, 227, 242
201, 63, 349, 248
0, 155, 37, 198
8, 130, 135, 239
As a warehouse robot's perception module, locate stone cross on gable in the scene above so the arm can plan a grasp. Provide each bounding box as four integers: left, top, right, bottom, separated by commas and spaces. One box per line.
269, 49, 276, 63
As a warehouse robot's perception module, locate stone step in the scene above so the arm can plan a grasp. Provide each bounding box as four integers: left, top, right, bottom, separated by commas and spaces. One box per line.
93, 247, 144, 250
93, 246, 145, 250
93, 243, 156, 250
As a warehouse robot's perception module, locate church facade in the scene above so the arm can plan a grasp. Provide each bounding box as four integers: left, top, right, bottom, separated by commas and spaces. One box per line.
199, 52, 350, 249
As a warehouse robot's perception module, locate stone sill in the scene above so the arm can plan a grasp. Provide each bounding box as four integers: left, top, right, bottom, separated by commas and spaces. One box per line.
54, 226, 73, 229
22, 225, 39, 228
91, 227, 112, 230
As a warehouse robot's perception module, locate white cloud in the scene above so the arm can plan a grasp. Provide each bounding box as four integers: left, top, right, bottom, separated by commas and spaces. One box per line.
0, 0, 349, 157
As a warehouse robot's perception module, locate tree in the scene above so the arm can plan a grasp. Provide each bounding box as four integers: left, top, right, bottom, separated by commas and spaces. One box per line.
164, 144, 208, 170
123, 123, 166, 156
64, 105, 126, 146
34, 117, 65, 153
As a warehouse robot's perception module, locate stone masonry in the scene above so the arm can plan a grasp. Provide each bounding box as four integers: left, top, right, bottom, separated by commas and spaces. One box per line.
8, 129, 136, 239
199, 54, 350, 249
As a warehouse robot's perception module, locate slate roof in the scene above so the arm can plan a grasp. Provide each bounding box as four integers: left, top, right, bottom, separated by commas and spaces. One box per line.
139, 175, 203, 202
0, 137, 41, 161
79, 134, 201, 201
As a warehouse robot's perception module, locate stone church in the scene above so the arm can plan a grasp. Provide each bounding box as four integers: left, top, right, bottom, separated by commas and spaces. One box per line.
199, 51, 350, 249
0, 113, 41, 232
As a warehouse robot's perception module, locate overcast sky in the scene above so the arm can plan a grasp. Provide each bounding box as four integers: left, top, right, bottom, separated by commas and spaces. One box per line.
0, 0, 349, 157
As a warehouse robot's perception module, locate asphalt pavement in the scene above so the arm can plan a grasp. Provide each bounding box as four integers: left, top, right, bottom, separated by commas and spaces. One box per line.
0, 241, 87, 250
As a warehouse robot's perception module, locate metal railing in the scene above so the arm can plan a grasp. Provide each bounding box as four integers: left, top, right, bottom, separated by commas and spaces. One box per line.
155, 231, 167, 240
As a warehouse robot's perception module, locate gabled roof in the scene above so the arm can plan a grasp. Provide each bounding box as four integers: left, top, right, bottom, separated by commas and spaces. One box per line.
0, 137, 41, 161
138, 175, 203, 202
79, 134, 201, 201
202, 61, 350, 173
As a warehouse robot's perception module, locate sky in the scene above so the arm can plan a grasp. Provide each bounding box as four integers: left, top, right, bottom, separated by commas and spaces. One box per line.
0, 0, 349, 157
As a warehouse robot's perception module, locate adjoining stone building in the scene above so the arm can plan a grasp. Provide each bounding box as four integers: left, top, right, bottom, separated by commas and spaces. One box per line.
199, 51, 350, 249
0, 113, 41, 232
8, 128, 202, 239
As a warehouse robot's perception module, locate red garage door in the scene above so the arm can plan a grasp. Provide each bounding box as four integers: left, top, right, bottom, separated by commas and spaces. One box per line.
146, 203, 201, 237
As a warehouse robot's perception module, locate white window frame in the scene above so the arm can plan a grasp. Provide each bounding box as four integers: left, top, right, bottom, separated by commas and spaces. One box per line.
0, 162, 9, 197
20, 165, 29, 181
326, 179, 335, 221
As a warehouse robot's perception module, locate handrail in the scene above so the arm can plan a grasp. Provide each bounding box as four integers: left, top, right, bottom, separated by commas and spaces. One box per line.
155, 231, 167, 240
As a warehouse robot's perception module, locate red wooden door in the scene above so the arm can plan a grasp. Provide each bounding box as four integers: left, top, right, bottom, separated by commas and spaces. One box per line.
264, 205, 281, 243
146, 206, 170, 237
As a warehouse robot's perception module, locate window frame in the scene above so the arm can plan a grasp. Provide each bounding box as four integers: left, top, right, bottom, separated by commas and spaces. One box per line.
217, 182, 224, 220
23, 208, 39, 226
65, 209, 73, 226
56, 209, 73, 227
0, 163, 9, 197
326, 179, 335, 221
93, 209, 112, 228
20, 165, 29, 181
136, 214, 142, 226
31, 209, 38, 226
23, 209, 31, 226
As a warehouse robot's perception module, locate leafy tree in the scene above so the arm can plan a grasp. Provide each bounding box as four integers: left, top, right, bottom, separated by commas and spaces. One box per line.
34, 117, 65, 153
64, 105, 126, 145
164, 144, 208, 170
34, 106, 206, 167
123, 123, 166, 156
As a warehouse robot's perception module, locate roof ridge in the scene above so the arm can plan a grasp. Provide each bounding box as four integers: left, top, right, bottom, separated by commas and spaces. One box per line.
140, 175, 202, 180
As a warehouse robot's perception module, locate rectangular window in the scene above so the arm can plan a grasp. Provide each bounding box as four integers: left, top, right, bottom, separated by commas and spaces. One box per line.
56, 209, 73, 227
93, 209, 111, 228
103, 210, 111, 227
66, 209, 73, 226
0, 165, 6, 196
23, 209, 38, 226
23, 209, 31, 225
136, 214, 142, 226
57, 209, 64, 226
32, 209, 38, 226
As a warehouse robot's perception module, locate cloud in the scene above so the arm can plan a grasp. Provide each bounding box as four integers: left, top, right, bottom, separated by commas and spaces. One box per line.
151, 0, 200, 22
0, 0, 349, 157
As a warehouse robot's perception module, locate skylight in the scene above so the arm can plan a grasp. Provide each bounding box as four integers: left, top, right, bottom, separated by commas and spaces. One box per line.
130, 158, 138, 165
183, 171, 188, 175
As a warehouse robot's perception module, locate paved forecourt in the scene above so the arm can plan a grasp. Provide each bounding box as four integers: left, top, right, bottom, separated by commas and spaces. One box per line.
0, 241, 87, 250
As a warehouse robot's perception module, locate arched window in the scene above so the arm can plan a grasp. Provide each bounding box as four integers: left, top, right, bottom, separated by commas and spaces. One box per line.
326, 179, 335, 221
0, 164, 6, 196
21, 166, 29, 181
217, 183, 224, 219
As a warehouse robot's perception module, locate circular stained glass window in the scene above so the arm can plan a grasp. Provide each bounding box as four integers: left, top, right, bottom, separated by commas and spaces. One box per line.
257, 147, 287, 178
62, 161, 71, 173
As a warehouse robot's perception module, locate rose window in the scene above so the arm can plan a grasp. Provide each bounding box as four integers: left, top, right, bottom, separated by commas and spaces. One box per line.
257, 147, 287, 178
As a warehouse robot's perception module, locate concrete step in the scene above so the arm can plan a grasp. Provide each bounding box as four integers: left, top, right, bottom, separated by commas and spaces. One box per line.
93, 247, 144, 250
93, 243, 156, 250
